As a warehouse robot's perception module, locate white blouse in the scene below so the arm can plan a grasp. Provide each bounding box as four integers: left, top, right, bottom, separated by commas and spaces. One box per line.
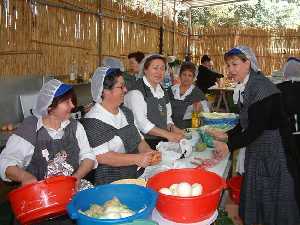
124, 76, 174, 134
84, 103, 143, 156
0, 117, 96, 182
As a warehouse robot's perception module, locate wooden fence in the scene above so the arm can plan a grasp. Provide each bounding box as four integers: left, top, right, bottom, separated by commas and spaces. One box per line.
0, 0, 299, 77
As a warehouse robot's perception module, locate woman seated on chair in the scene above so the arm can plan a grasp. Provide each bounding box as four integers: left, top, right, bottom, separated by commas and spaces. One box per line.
81, 67, 161, 185
168, 62, 208, 129
124, 54, 184, 149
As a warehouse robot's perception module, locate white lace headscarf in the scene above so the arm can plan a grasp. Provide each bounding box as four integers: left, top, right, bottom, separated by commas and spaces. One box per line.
225, 45, 260, 72
102, 57, 124, 71
138, 53, 167, 78
91, 67, 111, 103
32, 79, 72, 117
225, 45, 260, 104
283, 57, 300, 82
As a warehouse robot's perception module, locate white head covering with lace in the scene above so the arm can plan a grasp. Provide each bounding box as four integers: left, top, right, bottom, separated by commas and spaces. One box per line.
283, 57, 300, 82
91, 67, 111, 103
32, 79, 72, 117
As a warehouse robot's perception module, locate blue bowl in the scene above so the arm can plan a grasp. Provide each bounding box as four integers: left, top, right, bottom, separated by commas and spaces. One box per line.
67, 184, 157, 225
202, 117, 238, 126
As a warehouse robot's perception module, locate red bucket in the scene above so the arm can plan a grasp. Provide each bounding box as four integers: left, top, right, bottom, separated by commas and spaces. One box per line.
227, 175, 243, 204
147, 168, 226, 223
8, 176, 76, 225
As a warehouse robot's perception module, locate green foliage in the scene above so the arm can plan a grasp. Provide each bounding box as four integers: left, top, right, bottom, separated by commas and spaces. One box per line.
178, 0, 300, 29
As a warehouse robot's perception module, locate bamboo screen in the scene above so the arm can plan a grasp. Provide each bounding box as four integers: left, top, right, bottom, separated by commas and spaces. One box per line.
0, 1, 299, 77
190, 26, 300, 76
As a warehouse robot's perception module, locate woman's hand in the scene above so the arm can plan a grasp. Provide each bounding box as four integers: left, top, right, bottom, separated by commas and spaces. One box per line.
166, 132, 184, 142
213, 140, 229, 160
136, 152, 154, 168
206, 128, 228, 142
21, 172, 37, 187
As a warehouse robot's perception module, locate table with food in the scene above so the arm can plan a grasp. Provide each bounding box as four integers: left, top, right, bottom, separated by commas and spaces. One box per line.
6, 113, 238, 225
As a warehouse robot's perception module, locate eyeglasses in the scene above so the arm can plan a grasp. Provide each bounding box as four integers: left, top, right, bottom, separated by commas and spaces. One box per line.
113, 84, 126, 90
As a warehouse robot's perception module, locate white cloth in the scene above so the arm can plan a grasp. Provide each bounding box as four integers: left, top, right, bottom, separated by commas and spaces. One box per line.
0, 118, 96, 182
91, 67, 110, 102
236, 147, 246, 174
235, 45, 260, 72
233, 74, 249, 104
171, 84, 195, 100
283, 57, 300, 82
124, 76, 174, 134
33, 79, 62, 117
102, 56, 124, 71
84, 103, 143, 156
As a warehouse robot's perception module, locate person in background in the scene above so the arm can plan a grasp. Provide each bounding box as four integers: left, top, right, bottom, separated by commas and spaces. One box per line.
81, 67, 161, 185
168, 62, 209, 129
123, 51, 145, 91
196, 54, 224, 93
208, 46, 300, 225
124, 54, 184, 149
0, 79, 96, 224
277, 57, 300, 149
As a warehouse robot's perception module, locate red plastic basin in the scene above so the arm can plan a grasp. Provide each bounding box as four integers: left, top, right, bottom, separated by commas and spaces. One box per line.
8, 176, 76, 225
227, 175, 243, 204
147, 168, 226, 223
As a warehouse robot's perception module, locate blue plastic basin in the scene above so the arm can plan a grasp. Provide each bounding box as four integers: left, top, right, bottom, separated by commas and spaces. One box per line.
67, 184, 157, 225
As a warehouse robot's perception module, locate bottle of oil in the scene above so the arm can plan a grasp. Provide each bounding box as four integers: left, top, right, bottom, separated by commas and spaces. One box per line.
191, 112, 199, 128
191, 103, 201, 128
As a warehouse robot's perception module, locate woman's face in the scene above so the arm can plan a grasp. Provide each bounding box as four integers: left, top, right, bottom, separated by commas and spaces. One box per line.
144, 59, 166, 86
128, 57, 140, 74
225, 56, 250, 83
104, 76, 127, 106
180, 69, 194, 87
49, 98, 75, 121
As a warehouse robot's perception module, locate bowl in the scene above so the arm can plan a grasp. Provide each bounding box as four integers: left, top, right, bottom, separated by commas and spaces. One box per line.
146, 168, 226, 223
67, 184, 157, 225
227, 175, 243, 204
9, 176, 76, 225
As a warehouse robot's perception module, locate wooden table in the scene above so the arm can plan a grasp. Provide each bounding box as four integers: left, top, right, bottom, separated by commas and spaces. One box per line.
208, 86, 234, 113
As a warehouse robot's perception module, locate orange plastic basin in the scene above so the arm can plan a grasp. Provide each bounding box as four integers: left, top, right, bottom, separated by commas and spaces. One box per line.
9, 176, 76, 225
147, 168, 226, 223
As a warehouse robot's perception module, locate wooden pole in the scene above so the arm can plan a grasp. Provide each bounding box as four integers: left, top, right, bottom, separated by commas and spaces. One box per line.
98, 0, 103, 66
159, 0, 164, 54
172, 0, 176, 56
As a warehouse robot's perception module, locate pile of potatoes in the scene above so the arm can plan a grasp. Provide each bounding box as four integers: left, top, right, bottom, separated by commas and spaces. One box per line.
1, 123, 15, 131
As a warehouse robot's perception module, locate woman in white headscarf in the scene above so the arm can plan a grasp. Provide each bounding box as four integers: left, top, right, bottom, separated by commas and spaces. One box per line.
124, 54, 184, 149
277, 57, 300, 135
0, 79, 96, 224
81, 67, 161, 185
207, 46, 300, 225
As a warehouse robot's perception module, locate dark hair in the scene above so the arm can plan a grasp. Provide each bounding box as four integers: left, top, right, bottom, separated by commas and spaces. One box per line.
102, 68, 123, 91
201, 55, 211, 64
143, 55, 167, 70
48, 88, 77, 113
179, 62, 196, 77
128, 51, 145, 63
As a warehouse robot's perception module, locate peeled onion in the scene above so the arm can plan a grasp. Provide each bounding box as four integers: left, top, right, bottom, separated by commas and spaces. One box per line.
191, 183, 203, 196
104, 212, 121, 219
159, 187, 172, 195
177, 182, 192, 197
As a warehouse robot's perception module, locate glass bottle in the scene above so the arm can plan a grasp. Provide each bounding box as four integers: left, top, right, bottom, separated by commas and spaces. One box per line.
69, 57, 77, 83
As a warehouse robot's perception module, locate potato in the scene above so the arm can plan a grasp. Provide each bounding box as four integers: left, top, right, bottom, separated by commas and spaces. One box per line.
150, 152, 161, 165
7, 123, 14, 131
